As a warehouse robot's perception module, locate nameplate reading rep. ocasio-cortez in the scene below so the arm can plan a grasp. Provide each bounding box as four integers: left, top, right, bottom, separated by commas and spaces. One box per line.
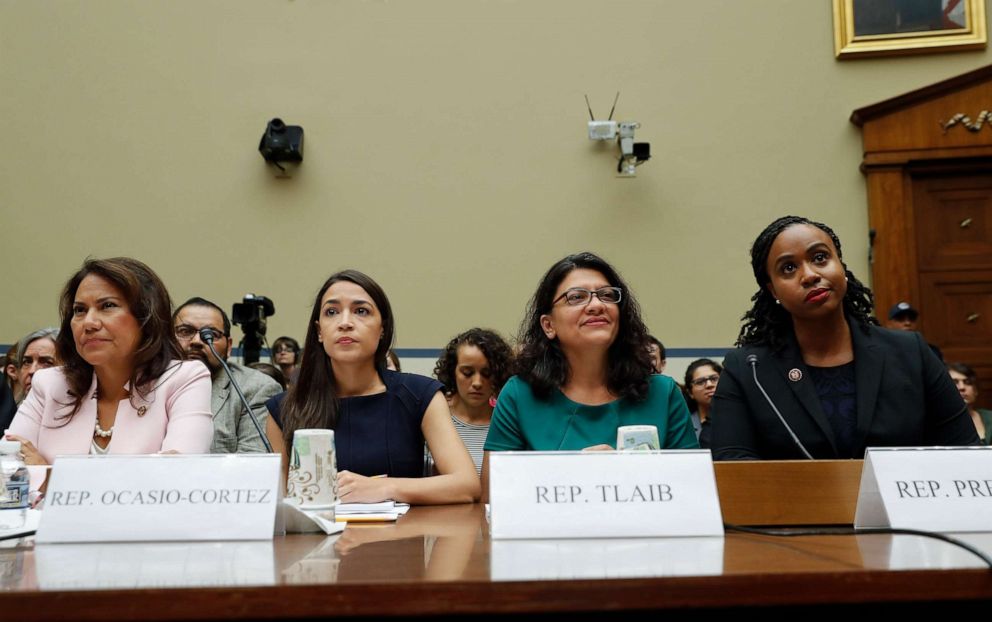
488, 450, 723, 539
855, 446, 992, 532
36, 454, 282, 543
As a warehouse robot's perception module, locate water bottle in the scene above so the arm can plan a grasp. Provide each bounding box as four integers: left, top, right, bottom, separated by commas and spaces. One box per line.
0, 440, 29, 530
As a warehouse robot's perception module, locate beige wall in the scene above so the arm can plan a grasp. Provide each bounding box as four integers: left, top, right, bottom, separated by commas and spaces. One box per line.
2, 0, 990, 353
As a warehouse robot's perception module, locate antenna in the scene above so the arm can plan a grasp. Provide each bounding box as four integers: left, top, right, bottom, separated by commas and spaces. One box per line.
584, 94, 596, 121
607, 91, 620, 121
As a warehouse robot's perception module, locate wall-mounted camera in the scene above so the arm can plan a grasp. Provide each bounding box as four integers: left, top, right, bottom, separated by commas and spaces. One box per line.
232, 294, 275, 365
258, 118, 303, 174
585, 93, 651, 177
616, 121, 651, 177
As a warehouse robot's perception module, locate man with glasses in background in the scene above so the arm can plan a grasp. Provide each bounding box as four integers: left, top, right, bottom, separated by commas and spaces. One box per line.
173, 297, 281, 453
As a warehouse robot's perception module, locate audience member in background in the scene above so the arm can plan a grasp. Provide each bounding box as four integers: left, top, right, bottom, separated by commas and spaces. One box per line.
248, 362, 287, 390
646, 334, 666, 374
6, 257, 213, 492
683, 358, 722, 448
270, 336, 301, 387
433, 328, 514, 474
0, 349, 15, 432
386, 349, 402, 372
265, 269, 478, 505
948, 362, 992, 445
885, 301, 943, 360
483, 252, 698, 492
174, 297, 281, 453
13, 328, 59, 405
710, 216, 978, 460
4, 342, 20, 401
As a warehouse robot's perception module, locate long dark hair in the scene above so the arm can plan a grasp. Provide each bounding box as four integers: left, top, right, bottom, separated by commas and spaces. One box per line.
515, 252, 654, 401
434, 328, 514, 397
56, 257, 182, 419
280, 270, 395, 446
737, 215, 877, 352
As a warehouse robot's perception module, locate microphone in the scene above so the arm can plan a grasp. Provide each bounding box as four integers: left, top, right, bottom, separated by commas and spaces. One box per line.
199, 327, 273, 453
746, 354, 813, 460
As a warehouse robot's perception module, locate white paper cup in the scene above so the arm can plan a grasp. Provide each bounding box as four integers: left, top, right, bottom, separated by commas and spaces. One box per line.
287, 429, 338, 508
617, 425, 660, 451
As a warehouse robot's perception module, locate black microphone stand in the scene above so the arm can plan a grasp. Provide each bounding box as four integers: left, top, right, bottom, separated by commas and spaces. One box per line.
199, 328, 274, 453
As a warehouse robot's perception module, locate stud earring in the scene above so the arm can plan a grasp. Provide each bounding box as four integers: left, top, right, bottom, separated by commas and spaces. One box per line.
775, 299, 781, 305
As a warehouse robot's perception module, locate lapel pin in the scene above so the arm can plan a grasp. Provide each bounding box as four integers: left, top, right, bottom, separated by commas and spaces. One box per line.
788, 368, 803, 382
137, 405, 148, 417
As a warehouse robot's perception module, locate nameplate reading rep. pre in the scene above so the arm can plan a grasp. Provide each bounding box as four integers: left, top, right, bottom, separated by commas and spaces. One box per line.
488, 450, 723, 539
36, 454, 281, 543
855, 446, 992, 532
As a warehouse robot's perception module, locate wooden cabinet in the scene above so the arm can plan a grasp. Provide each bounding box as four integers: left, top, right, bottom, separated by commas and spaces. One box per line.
852, 65, 992, 407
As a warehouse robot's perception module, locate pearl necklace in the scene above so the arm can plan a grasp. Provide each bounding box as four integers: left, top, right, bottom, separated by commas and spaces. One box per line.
94, 420, 114, 438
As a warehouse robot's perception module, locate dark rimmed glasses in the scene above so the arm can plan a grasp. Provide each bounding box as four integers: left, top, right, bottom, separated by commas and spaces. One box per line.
690, 374, 720, 388
553, 287, 623, 307
175, 325, 226, 342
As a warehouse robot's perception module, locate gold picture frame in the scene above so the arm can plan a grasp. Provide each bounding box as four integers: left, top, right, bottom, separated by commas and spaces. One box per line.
833, 0, 987, 59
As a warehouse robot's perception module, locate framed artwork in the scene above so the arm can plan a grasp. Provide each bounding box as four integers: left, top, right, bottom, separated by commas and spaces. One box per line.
833, 0, 987, 58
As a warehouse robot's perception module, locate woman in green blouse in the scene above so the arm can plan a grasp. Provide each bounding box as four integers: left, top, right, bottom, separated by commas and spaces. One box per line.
482, 252, 697, 495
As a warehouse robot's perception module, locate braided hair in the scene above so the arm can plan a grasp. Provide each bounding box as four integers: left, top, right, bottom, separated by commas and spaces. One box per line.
737, 215, 877, 352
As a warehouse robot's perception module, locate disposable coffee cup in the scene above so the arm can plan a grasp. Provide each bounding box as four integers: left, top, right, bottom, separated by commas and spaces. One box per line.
287, 429, 338, 508
617, 425, 660, 451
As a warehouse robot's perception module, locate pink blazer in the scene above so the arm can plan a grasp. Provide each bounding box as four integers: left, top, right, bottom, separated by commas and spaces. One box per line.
7, 361, 214, 489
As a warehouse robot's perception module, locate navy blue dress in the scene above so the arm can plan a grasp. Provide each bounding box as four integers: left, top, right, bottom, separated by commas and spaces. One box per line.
266, 370, 442, 478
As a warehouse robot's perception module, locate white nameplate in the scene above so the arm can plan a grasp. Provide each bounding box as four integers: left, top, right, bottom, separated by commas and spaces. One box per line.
36, 454, 281, 543
488, 450, 723, 539
855, 446, 992, 532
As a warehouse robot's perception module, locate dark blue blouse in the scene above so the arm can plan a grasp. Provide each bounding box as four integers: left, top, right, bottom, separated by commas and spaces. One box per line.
266, 370, 442, 478
807, 362, 858, 459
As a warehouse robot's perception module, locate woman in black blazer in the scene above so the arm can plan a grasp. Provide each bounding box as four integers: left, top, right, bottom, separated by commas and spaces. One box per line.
710, 216, 978, 460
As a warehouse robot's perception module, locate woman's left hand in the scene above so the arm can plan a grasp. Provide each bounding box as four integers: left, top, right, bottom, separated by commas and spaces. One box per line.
581, 444, 614, 452
337, 471, 393, 504
4, 434, 48, 466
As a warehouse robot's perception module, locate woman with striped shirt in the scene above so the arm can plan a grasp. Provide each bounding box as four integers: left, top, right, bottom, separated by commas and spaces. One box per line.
433, 329, 514, 474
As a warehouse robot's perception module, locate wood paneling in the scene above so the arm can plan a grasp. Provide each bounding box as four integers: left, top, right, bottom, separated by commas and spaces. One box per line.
853, 66, 992, 409
714, 460, 862, 526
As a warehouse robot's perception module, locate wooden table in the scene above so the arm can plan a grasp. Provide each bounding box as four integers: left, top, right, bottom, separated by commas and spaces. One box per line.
2, 501, 992, 620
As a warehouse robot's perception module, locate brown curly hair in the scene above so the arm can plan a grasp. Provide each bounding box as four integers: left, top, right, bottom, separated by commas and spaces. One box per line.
434, 328, 514, 397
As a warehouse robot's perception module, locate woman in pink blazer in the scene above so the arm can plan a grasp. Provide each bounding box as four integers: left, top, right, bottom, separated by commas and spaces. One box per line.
6, 257, 213, 492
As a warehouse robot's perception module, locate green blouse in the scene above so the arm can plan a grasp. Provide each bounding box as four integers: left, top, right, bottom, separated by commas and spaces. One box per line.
484, 374, 699, 452
977, 409, 992, 446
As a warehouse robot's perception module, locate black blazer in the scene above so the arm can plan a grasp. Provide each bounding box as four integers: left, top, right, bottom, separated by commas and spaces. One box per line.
0, 378, 15, 433
710, 321, 979, 460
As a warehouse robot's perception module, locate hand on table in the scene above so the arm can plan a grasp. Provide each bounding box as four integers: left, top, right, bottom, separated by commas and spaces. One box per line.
581, 444, 615, 452
4, 434, 48, 466
337, 470, 393, 504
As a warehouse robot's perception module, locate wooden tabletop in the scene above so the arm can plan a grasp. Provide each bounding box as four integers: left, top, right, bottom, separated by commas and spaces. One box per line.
2, 502, 992, 620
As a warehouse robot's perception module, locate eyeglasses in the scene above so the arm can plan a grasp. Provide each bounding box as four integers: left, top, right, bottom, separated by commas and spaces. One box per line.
175, 325, 226, 342
273, 345, 298, 354
553, 287, 623, 307
690, 374, 720, 388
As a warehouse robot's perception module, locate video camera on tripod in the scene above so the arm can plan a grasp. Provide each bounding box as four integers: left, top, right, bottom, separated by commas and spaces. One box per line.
232, 294, 275, 365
